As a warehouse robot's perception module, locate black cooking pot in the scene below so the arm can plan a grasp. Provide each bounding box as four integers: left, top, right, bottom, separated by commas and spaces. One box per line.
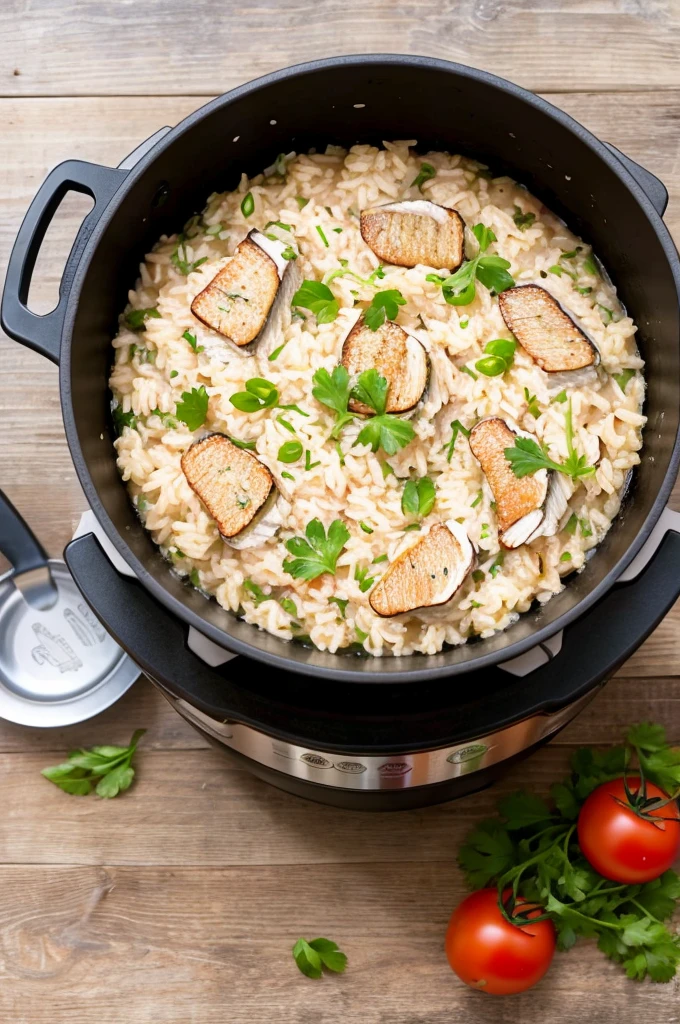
3, 57, 680, 799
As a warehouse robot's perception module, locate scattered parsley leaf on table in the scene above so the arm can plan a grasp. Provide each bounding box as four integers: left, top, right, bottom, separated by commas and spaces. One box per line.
292, 938, 347, 979
41, 729, 146, 798
284, 519, 350, 580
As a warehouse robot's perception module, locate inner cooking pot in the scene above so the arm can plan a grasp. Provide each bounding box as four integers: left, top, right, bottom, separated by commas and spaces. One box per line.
3, 55, 680, 684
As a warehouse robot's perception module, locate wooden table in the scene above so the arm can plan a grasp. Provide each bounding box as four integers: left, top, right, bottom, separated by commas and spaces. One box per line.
1, 4, 679, 1020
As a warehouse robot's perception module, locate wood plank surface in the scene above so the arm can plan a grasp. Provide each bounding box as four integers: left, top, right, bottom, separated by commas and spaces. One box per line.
1, 11, 679, 1023
3, 0, 680, 96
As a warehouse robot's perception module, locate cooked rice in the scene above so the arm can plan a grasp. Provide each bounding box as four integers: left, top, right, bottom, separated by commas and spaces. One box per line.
109, 141, 645, 657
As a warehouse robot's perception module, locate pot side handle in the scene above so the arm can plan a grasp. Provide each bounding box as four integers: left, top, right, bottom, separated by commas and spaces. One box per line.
0, 160, 127, 364
604, 143, 668, 218
64, 527, 680, 717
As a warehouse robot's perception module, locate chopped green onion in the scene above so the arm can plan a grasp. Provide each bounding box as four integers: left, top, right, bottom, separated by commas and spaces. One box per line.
277, 415, 296, 434
359, 521, 374, 534
461, 365, 478, 381
281, 471, 295, 481
295, 196, 309, 209
560, 551, 573, 562
305, 450, 320, 471
372, 554, 388, 564
316, 225, 329, 247
278, 440, 303, 463
470, 490, 483, 508
241, 192, 254, 218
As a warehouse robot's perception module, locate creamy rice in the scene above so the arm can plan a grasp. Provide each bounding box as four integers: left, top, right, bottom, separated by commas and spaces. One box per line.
109, 141, 645, 657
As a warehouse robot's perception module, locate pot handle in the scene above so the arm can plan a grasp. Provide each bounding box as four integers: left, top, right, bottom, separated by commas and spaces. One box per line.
604, 143, 668, 218
0, 160, 127, 365
63, 525, 680, 719
0, 490, 58, 609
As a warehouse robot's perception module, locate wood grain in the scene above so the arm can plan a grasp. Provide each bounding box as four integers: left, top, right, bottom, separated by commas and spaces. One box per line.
0, 862, 673, 1024
3, 0, 680, 97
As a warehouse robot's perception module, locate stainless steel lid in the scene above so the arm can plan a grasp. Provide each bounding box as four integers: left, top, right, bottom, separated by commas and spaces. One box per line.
0, 491, 139, 727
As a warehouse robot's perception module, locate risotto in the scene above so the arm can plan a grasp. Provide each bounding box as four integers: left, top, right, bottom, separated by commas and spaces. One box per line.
109, 141, 645, 657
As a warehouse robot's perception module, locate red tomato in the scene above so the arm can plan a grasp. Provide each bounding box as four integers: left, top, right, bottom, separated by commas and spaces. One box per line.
445, 889, 556, 995
577, 778, 680, 884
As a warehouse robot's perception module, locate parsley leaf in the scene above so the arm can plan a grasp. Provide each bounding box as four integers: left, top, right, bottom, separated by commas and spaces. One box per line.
354, 564, 376, 593
363, 289, 407, 331
283, 519, 350, 580
171, 236, 208, 276
401, 476, 436, 519
125, 307, 161, 331
504, 399, 596, 481
613, 368, 635, 393
292, 937, 347, 979
182, 329, 204, 354
356, 415, 415, 456
292, 280, 339, 324
430, 224, 515, 307
411, 162, 436, 192
513, 206, 536, 231
176, 386, 209, 430
329, 596, 349, 617
112, 406, 137, 433
350, 367, 388, 416
41, 729, 145, 799
312, 365, 354, 438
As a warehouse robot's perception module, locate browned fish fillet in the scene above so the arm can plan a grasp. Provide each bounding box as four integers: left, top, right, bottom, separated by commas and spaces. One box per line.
341, 318, 429, 414
360, 200, 465, 270
191, 236, 280, 346
498, 285, 598, 372
369, 521, 475, 617
469, 419, 548, 539
181, 434, 274, 539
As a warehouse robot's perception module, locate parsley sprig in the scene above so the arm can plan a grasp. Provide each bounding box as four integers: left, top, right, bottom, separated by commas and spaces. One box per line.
427, 224, 514, 306
504, 399, 597, 481
401, 476, 436, 519
292, 280, 339, 324
312, 366, 416, 455
363, 289, 406, 331
292, 937, 347, 979
283, 519, 350, 580
41, 729, 146, 798
458, 723, 680, 983
176, 385, 209, 430
411, 162, 436, 192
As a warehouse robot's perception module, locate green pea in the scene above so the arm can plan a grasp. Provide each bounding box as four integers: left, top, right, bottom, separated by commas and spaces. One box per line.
277, 441, 303, 463
475, 354, 507, 377
484, 338, 516, 362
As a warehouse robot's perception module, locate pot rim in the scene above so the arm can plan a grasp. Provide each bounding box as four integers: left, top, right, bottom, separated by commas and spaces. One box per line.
60, 53, 680, 683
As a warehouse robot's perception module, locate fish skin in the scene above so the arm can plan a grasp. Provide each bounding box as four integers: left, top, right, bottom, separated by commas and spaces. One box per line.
181, 434, 274, 539
469, 418, 548, 536
369, 521, 475, 617
499, 284, 598, 372
191, 237, 280, 346
360, 201, 465, 270
342, 318, 429, 415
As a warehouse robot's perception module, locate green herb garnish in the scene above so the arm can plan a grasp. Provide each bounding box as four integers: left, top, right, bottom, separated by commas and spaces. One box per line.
363, 289, 407, 331
316, 225, 329, 247
296, 196, 309, 209
329, 596, 349, 617
230, 377, 279, 412
182, 329, 204, 354
228, 435, 256, 451
243, 579, 269, 605
112, 406, 137, 433
445, 419, 471, 462
411, 162, 436, 192
241, 192, 255, 217
429, 223, 514, 306
354, 565, 375, 593
513, 206, 536, 231
475, 338, 516, 377
524, 387, 541, 418
176, 386, 209, 430
311, 365, 354, 438
505, 399, 596, 482
359, 521, 374, 534
292, 280, 339, 323
401, 476, 436, 519
292, 936, 347, 979
305, 450, 320, 471
41, 729, 145, 798
283, 519, 350, 581
124, 307, 161, 331
171, 237, 208, 276
278, 441, 303, 463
